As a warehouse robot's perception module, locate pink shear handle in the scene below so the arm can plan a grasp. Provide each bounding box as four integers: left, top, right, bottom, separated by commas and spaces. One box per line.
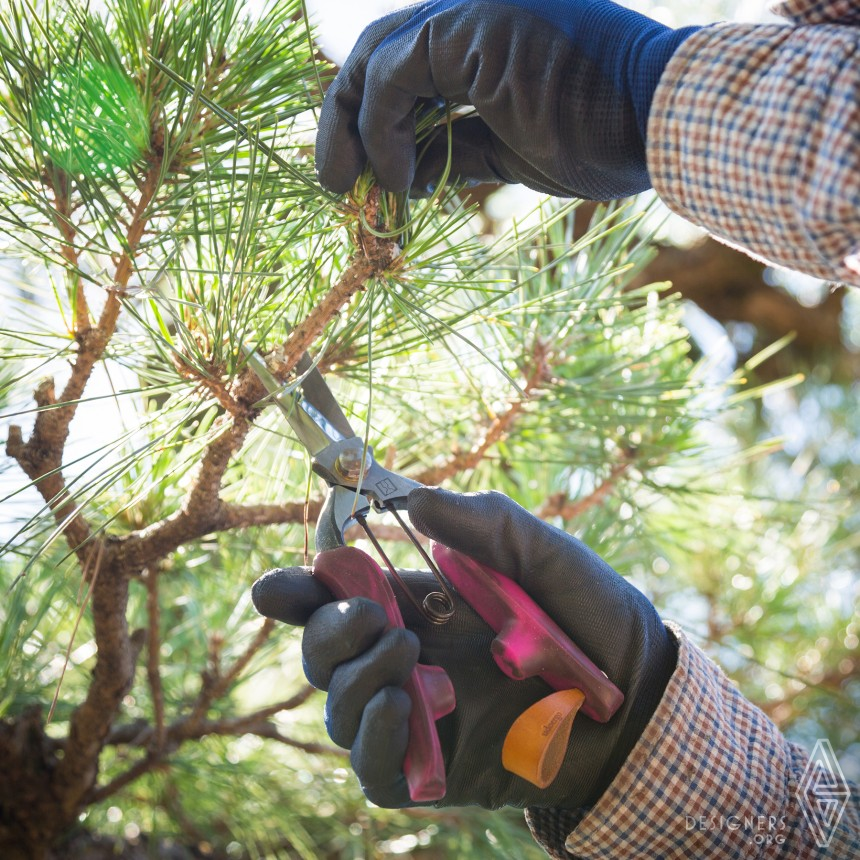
432, 543, 623, 723
313, 547, 456, 802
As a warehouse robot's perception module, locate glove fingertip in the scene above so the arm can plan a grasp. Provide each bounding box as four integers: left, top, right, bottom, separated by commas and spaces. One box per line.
408, 486, 506, 541
406, 485, 453, 537
365, 141, 415, 193
316, 86, 370, 194
252, 567, 332, 626
357, 93, 417, 193
351, 687, 413, 808
314, 135, 366, 195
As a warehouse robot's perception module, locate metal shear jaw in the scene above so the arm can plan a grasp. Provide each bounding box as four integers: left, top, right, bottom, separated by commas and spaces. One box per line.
313, 439, 456, 624
243, 345, 455, 624
310, 436, 421, 512
315, 483, 373, 552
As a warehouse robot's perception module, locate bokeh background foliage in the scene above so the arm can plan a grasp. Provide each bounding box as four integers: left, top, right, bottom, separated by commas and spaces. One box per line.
0, 1, 857, 858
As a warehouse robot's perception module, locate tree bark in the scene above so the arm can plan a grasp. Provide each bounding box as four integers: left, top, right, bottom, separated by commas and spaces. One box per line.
634, 237, 850, 359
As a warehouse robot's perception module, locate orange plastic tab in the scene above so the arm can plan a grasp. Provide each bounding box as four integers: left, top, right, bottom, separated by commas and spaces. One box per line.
501, 688, 585, 789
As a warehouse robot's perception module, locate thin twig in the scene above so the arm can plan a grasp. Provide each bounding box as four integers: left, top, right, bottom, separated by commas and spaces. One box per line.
269, 187, 399, 378
115, 420, 259, 570
107, 687, 317, 747
416, 339, 552, 486
414, 400, 527, 487
91, 721, 345, 804
49, 170, 91, 335
92, 686, 332, 803
237, 723, 344, 757
87, 753, 160, 804
185, 618, 276, 732
144, 568, 166, 751
538, 461, 632, 521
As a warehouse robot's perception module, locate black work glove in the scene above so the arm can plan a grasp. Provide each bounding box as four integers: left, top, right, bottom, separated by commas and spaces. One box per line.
315, 0, 701, 200
252, 488, 676, 810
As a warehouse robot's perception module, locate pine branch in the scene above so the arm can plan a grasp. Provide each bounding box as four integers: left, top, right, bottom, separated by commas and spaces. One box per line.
86, 754, 158, 806
185, 617, 276, 733
113, 416, 255, 572
113, 330, 575, 578
113, 163, 162, 289
73, 188, 395, 810
5, 380, 94, 554
46, 542, 104, 724
115, 496, 311, 572
220, 501, 405, 542
267, 186, 399, 377
5, 160, 166, 827
49, 170, 91, 335
416, 339, 552, 486
118, 192, 401, 570
220, 501, 316, 530
52, 601, 145, 820
91, 686, 334, 804
143, 568, 166, 752
538, 460, 633, 521
5, 161, 163, 560
185, 418, 253, 522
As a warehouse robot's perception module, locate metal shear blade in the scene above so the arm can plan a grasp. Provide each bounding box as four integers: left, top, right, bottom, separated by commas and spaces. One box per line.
243, 347, 352, 456
243, 346, 455, 624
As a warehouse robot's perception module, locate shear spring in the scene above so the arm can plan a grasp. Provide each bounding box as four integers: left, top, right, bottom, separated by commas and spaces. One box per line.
354, 508, 456, 625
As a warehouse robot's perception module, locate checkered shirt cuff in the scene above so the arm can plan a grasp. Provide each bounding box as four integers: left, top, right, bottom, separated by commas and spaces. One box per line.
646, 15, 860, 286
771, 0, 860, 25
525, 625, 860, 858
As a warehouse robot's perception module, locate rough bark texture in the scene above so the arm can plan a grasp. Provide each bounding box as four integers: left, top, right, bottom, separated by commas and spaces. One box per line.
0, 707, 63, 860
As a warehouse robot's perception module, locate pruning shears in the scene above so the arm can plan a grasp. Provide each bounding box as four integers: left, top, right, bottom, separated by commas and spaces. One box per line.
244, 346, 624, 801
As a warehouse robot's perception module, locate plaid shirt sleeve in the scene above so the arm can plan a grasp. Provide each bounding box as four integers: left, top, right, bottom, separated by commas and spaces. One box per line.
524, 624, 860, 858
646, 0, 860, 287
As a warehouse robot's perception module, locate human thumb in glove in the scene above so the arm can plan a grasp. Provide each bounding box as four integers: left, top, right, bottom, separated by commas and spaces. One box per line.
252, 488, 677, 810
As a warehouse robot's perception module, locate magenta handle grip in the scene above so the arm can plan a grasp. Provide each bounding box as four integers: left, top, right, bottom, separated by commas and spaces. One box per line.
432, 543, 624, 723
313, 546, 456, 802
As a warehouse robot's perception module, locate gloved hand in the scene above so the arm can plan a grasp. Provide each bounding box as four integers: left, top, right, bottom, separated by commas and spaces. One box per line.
315, 0, 700, 200
252, 488, 677, 810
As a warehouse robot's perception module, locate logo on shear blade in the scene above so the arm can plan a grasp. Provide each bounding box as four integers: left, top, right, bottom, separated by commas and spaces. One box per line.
375, 478, 398, 497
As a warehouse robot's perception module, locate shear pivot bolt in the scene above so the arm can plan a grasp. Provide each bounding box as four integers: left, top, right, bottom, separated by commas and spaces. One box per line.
335, 447, 372, 482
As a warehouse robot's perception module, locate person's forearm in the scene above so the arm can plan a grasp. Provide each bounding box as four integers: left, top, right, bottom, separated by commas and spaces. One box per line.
647, 6, 860, 287
526, 626, 860, 859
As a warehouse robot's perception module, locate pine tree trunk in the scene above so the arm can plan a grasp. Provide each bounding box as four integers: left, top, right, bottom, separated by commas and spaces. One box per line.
1, 707, 65, 859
